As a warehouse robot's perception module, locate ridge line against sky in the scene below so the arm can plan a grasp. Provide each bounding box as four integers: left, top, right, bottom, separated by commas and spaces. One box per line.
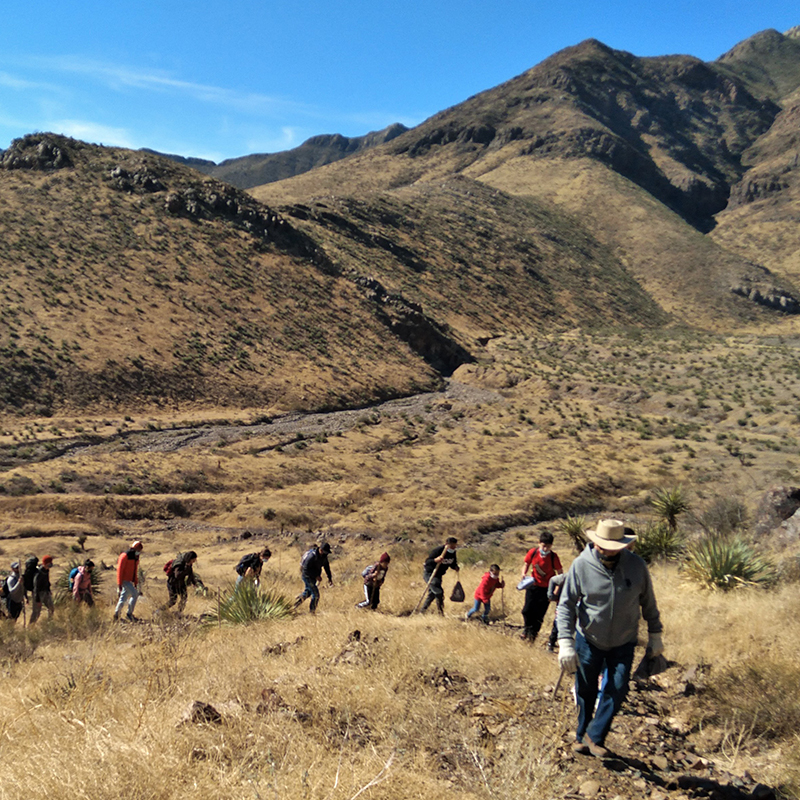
0, 0, 797, 163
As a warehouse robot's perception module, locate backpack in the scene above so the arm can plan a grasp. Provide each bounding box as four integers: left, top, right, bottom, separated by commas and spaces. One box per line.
69, 567, 80, 592
361, 564, 373, 578
0, 577, 8, 599
236, 554, 257, 576
23, 556, 39, 592
163, 559, 175, 577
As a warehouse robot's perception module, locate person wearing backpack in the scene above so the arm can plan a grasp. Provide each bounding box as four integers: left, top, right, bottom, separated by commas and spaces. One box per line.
114, 541, 143, 622
520, 531, 562, 642
235, 548, 272, 587
166, 551, 202, 613
22, 555, 39, 600
294, 542, 333, 613
4, 561, 26, 623
29, 555, 55, 625
357, 552, 391, 610
72, 560, 95, 606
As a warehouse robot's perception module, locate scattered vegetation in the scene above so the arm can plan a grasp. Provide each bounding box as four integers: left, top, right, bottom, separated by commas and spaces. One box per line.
682, 535, 777, 591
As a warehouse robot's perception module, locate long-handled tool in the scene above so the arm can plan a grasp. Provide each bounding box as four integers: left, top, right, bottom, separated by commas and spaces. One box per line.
413, 570, 438, 614
553, 666, 566, 700
500, 586, 506, 627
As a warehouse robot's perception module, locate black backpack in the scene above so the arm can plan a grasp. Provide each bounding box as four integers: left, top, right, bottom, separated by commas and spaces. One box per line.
23, 556, 39, 592
235, 554, 258, 576
0, 577, 8, 599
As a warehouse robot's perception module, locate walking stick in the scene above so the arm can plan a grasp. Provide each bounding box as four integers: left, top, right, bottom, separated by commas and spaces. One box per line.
413, 570, 438, 614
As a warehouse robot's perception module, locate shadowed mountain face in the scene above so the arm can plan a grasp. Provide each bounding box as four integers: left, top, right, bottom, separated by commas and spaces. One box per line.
144, 124, 409, 190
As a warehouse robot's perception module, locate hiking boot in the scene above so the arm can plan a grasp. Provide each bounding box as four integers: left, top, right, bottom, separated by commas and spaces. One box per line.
585, 736, 610, 759
546, 642, 556, 653
571, 741, 590, 755
127, 614, 139, 623
112, 612, 120, 622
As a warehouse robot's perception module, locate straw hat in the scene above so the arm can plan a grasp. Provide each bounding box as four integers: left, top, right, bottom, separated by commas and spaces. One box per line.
586, 519, 636, 551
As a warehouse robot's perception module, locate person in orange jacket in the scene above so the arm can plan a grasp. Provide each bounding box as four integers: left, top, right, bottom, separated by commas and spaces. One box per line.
114, 541, 143, 622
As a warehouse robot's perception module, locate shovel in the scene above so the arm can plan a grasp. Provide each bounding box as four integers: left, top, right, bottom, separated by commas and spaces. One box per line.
413, 570, 438, 614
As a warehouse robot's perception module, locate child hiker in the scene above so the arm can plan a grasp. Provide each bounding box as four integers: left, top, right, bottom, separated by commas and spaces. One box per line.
357, 552, 391, 610
465, 564, 505, 624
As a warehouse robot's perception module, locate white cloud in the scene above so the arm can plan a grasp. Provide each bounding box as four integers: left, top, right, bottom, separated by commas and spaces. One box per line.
47, 119, 135, 148
0, 71, 58, 92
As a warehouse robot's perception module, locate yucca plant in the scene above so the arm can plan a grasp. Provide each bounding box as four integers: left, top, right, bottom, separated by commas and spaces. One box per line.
682, 535, 776, 591
203, 581, 293, 626
633, 521, 685, 563
651, 486, 689, 531
559, 515, 587, 552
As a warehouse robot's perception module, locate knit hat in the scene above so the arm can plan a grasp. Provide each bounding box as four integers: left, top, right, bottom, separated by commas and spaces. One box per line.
42, 555, 54, 565
379, 552, 390, 563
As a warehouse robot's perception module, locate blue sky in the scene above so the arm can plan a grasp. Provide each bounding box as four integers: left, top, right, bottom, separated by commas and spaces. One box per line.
0, 1, 797, 163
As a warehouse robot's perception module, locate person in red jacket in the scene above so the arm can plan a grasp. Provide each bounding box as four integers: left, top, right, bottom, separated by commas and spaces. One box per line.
520, 531, 562, 641
465, 564, 505, 624
114, 541, 143, 622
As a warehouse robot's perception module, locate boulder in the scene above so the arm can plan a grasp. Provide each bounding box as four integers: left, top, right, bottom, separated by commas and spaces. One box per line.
753, 485, 800, 537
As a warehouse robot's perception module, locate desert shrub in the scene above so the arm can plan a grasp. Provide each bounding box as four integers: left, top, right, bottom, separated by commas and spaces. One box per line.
681, 535, 776, 591
633, 521, 685, 563
559, 515, 587, 552
202, 581, 293, 626
651, 485, 689, 531
696, 496, 748, 535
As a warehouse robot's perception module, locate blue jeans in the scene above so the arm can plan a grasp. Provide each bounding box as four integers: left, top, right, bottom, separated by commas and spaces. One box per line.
115, 581, 139, 617
466, 598, 491, 622
299, 577, 320, 611
574, 632, 636, 747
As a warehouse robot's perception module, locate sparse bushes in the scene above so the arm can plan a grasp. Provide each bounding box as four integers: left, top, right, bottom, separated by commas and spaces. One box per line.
696, 496, 748, 536
682, 535, 776, 591
633, 521, 685, 563
559, 515, 587, 552
203, 581, 293, 626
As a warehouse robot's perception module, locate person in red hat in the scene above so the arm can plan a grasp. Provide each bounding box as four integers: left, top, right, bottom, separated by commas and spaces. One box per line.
114, 541, 143, 622
29, 555, 54, 624
357, 552, 391, 610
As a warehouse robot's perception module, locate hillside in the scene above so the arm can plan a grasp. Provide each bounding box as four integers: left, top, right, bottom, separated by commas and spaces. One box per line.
252, 30, 800, 332
145, 123, 408, 189
0, 133, 665, 415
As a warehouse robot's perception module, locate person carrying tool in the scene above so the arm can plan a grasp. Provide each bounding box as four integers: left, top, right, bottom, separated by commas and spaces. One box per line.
465, 564, 504, 624
556, 519, 664, 759
420, 537, 459, 615
520, 531, 562, 641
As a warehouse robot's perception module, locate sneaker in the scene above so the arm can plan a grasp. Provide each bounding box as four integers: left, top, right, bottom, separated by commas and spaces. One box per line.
127, 614, 139, 622
112, 612, 119, 622
585, 736, 609, 759
571, 741, 590, 755
546, 642, 556, 653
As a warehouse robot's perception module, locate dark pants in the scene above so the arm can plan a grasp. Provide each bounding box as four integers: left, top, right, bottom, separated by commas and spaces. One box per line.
521, 585, 549, 639
167, 579, 188, 612
6, 597, 23, 620
548, 618, 559, 648
298, 576, 320, 612
358, 584, 381, 610
574, 632, 636, 748
420, 571, 444, 614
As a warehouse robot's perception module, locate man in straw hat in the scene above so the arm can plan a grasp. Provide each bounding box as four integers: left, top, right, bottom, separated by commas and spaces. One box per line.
556, 519, 664, 758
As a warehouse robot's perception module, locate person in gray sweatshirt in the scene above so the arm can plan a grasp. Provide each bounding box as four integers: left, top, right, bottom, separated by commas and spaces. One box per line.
4, 561, 26, 622
556, 520, 663, 758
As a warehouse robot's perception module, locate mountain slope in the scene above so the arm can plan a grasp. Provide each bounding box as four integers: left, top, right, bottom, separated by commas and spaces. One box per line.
252, 34, 800, 331
146, 124, 408, 190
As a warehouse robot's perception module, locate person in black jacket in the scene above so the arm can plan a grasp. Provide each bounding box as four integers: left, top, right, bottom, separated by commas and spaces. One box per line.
166, 551, 203, 613
235, 548, 272, 587
29, 555, 55, 625
421, 537, 459, 615
294, 542, 333, 613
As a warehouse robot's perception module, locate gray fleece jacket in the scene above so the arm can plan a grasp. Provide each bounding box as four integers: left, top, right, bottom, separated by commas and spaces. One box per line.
556, 544, 662, 650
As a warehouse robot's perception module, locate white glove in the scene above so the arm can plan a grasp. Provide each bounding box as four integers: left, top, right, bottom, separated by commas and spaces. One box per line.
647, 632, 664, 658
558, 640, 578, 674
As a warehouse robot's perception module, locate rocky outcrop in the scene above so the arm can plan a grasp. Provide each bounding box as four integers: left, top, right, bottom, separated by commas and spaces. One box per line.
730, 282, 800, 313
753, 485, 800, 537
0, 134, 73, 170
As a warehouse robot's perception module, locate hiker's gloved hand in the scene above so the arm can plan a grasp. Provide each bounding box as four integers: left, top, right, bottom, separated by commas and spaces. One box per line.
647, 632, 664, 658
558, 640, 578, 674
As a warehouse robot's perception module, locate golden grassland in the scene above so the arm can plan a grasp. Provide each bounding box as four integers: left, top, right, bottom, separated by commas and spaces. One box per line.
1, 539, 800, 800
3, 329, 800, 796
